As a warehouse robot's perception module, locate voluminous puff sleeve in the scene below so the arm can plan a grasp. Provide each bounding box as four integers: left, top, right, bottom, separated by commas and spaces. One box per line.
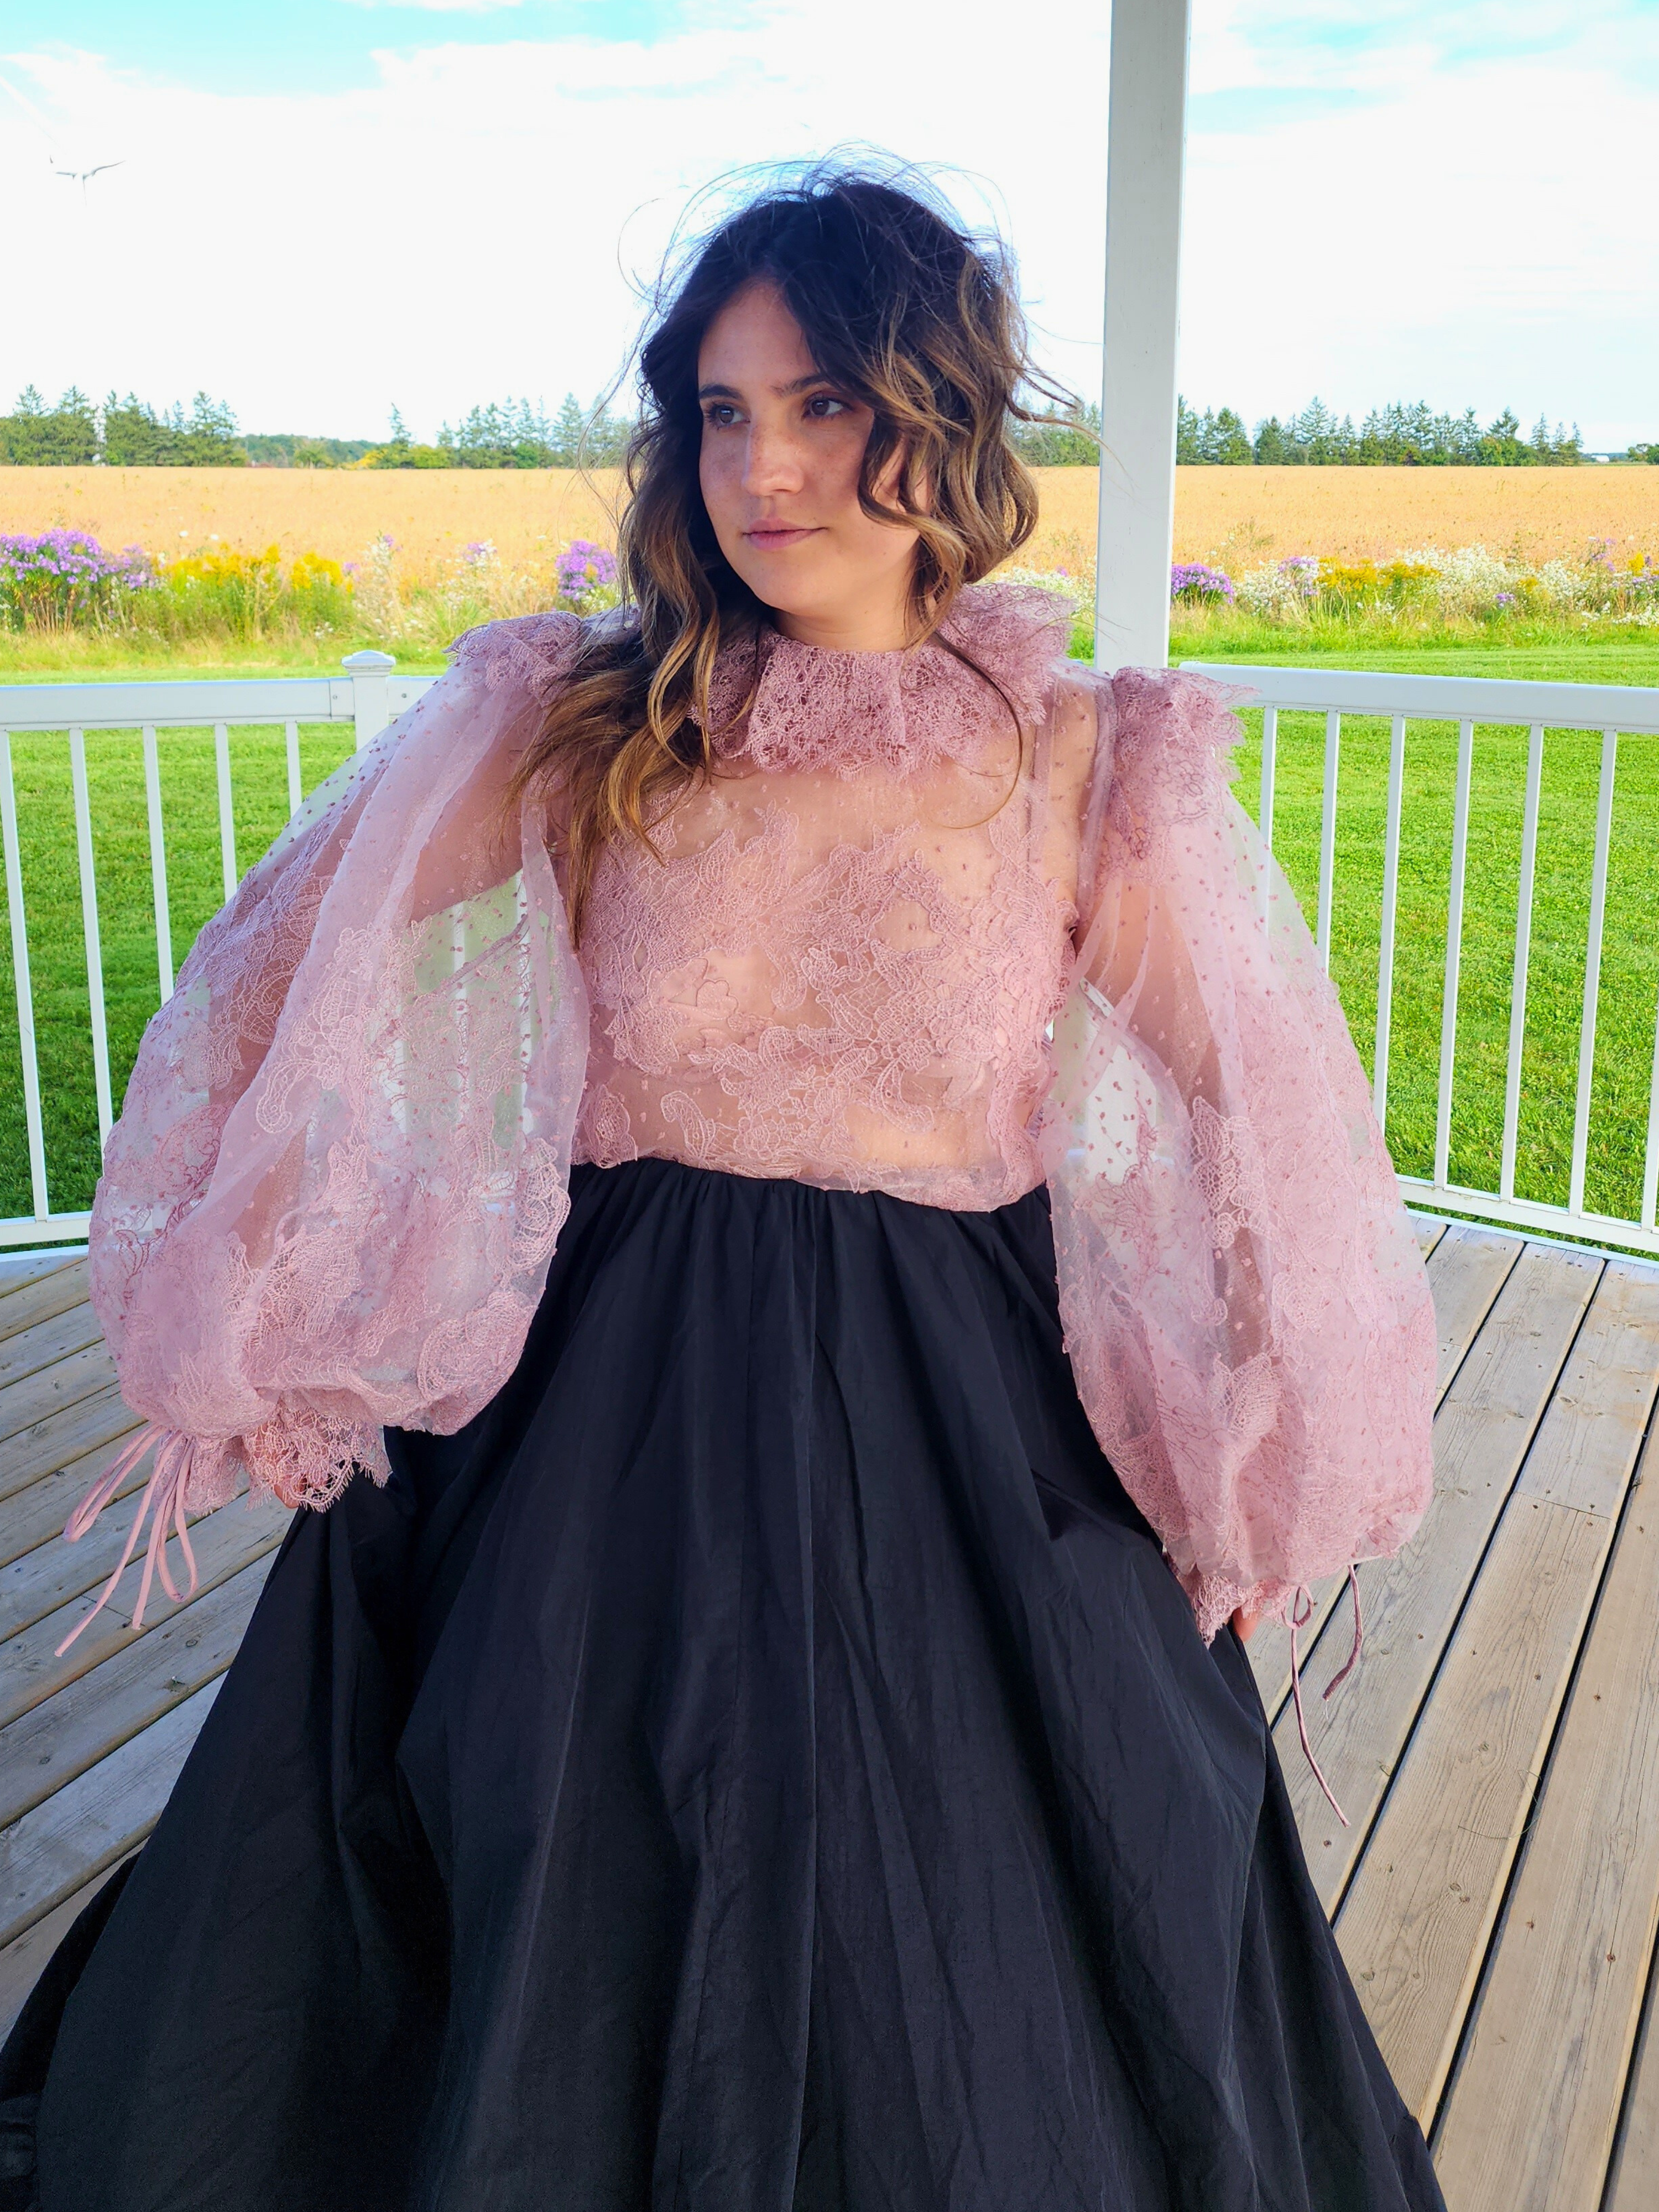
72, 615, 589, 1634
1037, 668, 1436, 1645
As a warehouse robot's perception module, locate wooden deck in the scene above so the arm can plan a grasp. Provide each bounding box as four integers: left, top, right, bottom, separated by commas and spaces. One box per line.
2, 1219, 1658, 2204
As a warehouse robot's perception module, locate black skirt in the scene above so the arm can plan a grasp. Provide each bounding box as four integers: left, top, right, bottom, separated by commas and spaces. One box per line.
1, 1159, 1444, 2211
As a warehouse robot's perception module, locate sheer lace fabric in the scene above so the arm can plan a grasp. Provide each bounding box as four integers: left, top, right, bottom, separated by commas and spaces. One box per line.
570, 588, 1084, 1207
1039, 669, 1436, 1640
87, 660, 587, 1517
83, 583, 1434, 1636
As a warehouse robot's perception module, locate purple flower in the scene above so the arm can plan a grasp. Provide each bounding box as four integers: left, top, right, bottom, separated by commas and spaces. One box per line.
1495, 592, 1517, 608
1170, 561, 1235, 604
556, 539, 619, 599
0, 529, 157, 631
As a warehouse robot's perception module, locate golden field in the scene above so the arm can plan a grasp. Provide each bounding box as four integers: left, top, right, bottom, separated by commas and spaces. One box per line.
1035, 465, 1659, 567
3, 464, 1657, 575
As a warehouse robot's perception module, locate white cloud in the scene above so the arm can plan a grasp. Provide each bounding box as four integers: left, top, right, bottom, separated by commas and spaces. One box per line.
0, 8, 1111, 439
0, 1, 1653, 448
1180, 3, 1659, 442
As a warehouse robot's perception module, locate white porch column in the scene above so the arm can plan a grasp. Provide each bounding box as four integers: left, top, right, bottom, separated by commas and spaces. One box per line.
1093, 0, 1192, 672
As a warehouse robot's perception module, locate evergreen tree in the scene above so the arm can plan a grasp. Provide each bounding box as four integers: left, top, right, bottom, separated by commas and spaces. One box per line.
1009, 399, 1100, 466
1480, 408, 1527, 465
1209, 407, 1253, 464
0, 384, 99, 464
550, 395, 587, 467
1252, 416, 1293, 464
100, 390, 246, 466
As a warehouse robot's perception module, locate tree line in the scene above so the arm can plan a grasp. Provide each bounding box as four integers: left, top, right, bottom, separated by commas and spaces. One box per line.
0, 387, 248, 466
1176, 397, 1651, 466
0, 388, 637, 469
4, 383, 1650, 471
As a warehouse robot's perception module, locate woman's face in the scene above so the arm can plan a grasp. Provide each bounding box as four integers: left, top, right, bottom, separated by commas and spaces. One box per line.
696, 280, 920, 653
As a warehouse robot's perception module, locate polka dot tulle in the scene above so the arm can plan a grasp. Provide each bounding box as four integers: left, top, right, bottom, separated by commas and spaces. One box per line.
84, 585, 1433, 1640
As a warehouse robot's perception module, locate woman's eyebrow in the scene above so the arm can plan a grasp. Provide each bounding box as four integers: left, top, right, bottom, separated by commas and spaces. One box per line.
695, 373, 838, 401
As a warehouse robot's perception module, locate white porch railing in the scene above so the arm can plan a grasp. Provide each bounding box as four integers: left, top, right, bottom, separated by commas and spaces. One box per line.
2, 656, 1658, 1256
0, 652, 436, 1247
1183, 662, 1659, 1257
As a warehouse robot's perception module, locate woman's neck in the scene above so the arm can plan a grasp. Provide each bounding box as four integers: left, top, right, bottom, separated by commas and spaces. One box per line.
771, 584, 916, 655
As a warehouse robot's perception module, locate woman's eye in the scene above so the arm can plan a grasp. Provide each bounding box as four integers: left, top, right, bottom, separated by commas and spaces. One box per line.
806, 394, 848, 419
703, 404, 739, 428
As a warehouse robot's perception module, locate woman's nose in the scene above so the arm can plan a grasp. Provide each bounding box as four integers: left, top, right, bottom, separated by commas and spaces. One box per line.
741, 422, 806, 496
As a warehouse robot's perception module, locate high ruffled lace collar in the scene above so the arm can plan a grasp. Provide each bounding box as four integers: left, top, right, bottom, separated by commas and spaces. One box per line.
695, 581, 1075, 775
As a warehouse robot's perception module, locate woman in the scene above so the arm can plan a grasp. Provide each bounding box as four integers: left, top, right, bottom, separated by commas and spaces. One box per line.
1, 163, 1443, 2210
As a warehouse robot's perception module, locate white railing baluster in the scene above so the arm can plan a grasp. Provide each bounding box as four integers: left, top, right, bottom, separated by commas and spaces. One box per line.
1434, 718, 1475, 1191
0, 662, 437, 1249
1569, 728, 1619, 1219
67, 729, 114, 1150
214, 720, 237, 899
142, 725, 175, 1002
1500, 724, 1544, 1203
4, 661, 1659, 1256
0, 731, 49, 1220
1258, 706, 1277, 851
1316, 709, 1340, 969
1372, 712, 1407, 1129
1643, 967, 1659, 1234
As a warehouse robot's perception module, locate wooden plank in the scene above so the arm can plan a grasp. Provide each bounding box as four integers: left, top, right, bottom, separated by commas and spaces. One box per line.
1432, 1427, 1659, 2211
1426, 1225, 1532, 1402
1412, 1213, 1449, 1258
0, 1491, 289, 1730
0, 1382, 137, 1503
0, 1428, 148, 1578
1334, 1265, 1659, 2119
0, 1558, 273, 1829
0, 1253, 81, 1299
0, 1260, 90, 1340
1271, 1242, 1603, 1908
1605, 1960, 1659, 2209
0, 1298, 106, 1393
1248, 1221, 1530, 1719
0, 1679, 221, 1948
0, 1855, 130, 2043
0, 1340, 120, 1449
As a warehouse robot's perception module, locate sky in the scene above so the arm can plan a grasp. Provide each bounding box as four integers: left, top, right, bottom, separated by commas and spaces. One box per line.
0, 1, 1655, 450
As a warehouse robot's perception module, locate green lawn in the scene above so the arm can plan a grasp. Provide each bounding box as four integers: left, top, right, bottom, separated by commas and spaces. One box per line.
1, 639, 1656, 1234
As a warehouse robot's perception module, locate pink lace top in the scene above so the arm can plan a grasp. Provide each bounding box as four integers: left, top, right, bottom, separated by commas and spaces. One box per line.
76, 582, 1434, 1649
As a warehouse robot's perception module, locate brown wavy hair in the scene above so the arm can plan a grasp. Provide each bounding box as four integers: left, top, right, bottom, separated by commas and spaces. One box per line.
509, 156, 1080, 942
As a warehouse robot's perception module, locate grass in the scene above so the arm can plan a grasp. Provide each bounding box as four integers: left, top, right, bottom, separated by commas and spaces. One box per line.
1, 634, 1656, 1234
1225, 712, 1658, 1225
0, 723, 357, 1218
0, 630, 450, 681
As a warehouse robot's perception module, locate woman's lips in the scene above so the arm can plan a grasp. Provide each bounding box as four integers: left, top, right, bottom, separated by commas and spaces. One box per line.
744, 524, 819, 549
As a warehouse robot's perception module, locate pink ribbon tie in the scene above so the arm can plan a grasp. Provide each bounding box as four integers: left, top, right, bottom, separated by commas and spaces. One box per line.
1287, 1581, 1350, 1829
56, 1424, 201, 1656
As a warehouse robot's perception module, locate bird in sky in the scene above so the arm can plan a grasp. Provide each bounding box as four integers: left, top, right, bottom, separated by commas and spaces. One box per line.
55, 160, 126, 201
